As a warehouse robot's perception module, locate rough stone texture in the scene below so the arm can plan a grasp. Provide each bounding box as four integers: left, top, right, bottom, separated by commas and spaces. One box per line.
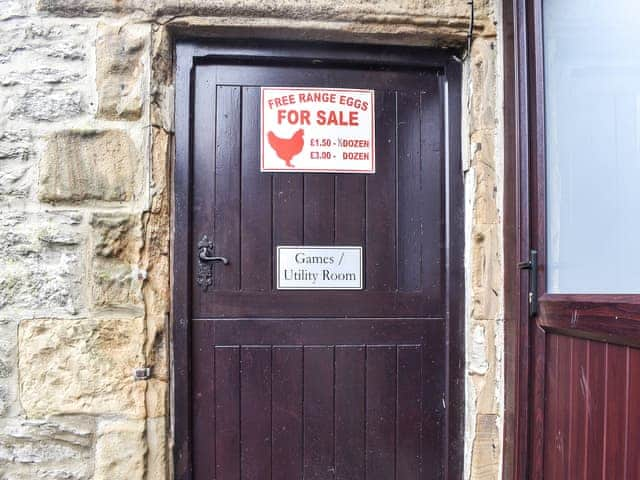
470, 414, 501, 479
0, 417, 94, 480
0, 211, 83, 315
39, 130, 141, 203
465, 35, 504, 480
96, 23, 147, 120
19, 318, 146, 418
94, 419, 146, 480
0, 130, 33, 199
90, 213, 145, 311
0, 320, 18, 417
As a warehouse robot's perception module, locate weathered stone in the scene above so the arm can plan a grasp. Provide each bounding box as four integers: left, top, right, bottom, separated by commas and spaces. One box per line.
146, 417, 167, 480
39, 130, 141, 203
470, 414, 500, 479
0, 68, 84, 87
470, 224, 502, 321
0, 212, 83, 315
91, 213, 142, 262
19, 318, 146, 418
36, 0, 474, 29
7, 86, 84, 121
90, 213, 144, 311
141, 128, 171, 319
92, 259, 145, 311
0, 20, 88, 65
0, 131, 32, 199
0, 131, 31, 162
471, 136, 499, 225
0, 320, 18, 417
96, 23, 146, 120
0, 417, 93, 480
469, 38, 498, 133
145, 378, 167, 418
94, 419, 145, 480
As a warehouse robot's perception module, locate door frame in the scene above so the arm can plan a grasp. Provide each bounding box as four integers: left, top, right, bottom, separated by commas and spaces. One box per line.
172, 39, 465, 480
502, 0, 538, 477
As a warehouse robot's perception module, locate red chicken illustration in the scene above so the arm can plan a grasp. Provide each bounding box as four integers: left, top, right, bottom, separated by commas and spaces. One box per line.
267, 129, 304, 167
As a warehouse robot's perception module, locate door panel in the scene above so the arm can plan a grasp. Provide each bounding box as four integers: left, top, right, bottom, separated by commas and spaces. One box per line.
176, 43, 463, 480
516, 0, 640, 477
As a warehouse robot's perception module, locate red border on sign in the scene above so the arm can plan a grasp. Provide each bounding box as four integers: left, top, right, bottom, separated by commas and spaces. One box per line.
260, 87, 376, 174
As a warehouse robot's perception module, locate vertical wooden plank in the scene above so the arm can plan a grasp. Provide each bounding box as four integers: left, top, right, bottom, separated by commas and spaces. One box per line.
335, 175, 366, 245
585, 341, 606, 480
603, 344, 627, 480
214, 85, 242, 290
272, 347, 303, 480
192, 66, 216, 294
366, 346, 396, 480
366, 90, 397, 291
273, 174, 303, 245
191, 321, 215, 480
240, 347, 272, 480
303, 346, 334, 480
397, 90, 422, 292
419, 84, 443, 303
626, 347, 640, 479
334, 346, 366, 480
303, 174, 335, 244
557, 336, 571, 479
396, 346, 422, 479
568, 338, 588, 479
421, 322, 446, 479
241, 87, 272, 291
273, 174, 303, 288
543, 334, 559, 480
215, 346, 241, 480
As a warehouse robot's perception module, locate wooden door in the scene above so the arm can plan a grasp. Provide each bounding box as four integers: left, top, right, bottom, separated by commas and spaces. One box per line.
173, 42, 463, 480
506, 0, 640, 478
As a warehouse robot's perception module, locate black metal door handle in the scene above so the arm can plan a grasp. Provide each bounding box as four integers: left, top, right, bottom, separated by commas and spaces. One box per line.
199, 249, 229, 265
196, 234, 229, 291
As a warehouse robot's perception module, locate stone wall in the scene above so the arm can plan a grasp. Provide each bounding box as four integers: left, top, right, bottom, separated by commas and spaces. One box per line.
0, 1, 503, 478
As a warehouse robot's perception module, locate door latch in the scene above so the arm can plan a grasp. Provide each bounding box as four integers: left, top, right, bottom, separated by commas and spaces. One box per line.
518, 249, 538, 317
197, 234, 229, 291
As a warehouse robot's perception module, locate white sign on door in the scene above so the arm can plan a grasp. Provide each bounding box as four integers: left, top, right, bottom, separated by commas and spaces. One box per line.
261, 87, 375, 173
277, 246, 363, 290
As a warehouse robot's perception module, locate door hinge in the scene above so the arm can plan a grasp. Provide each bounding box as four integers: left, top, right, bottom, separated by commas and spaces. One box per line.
518, 249, 538, 317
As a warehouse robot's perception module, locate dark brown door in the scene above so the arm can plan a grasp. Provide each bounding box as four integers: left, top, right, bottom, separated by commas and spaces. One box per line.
173, 42, 463, 480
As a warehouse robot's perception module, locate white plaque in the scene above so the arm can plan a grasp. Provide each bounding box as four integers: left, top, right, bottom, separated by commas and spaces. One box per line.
277, 246, 363, 290
261, 87, 375, 173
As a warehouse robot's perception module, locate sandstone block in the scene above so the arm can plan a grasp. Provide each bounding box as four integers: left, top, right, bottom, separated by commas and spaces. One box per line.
36, 0, 473, 24
470, 224, 502, 321
91, 213, 142, 262
94, 419, 145, 480
146, 417, 167, 480
470, 414, 501, 479
39, 130, 140, 203
92, 259, 145, 311
19, 318, 146, 418
0, 417, 93, 480
96, 24, 147, 120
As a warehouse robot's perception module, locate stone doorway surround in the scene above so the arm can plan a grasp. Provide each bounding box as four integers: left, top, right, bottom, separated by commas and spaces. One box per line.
0, 1, 503, 479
